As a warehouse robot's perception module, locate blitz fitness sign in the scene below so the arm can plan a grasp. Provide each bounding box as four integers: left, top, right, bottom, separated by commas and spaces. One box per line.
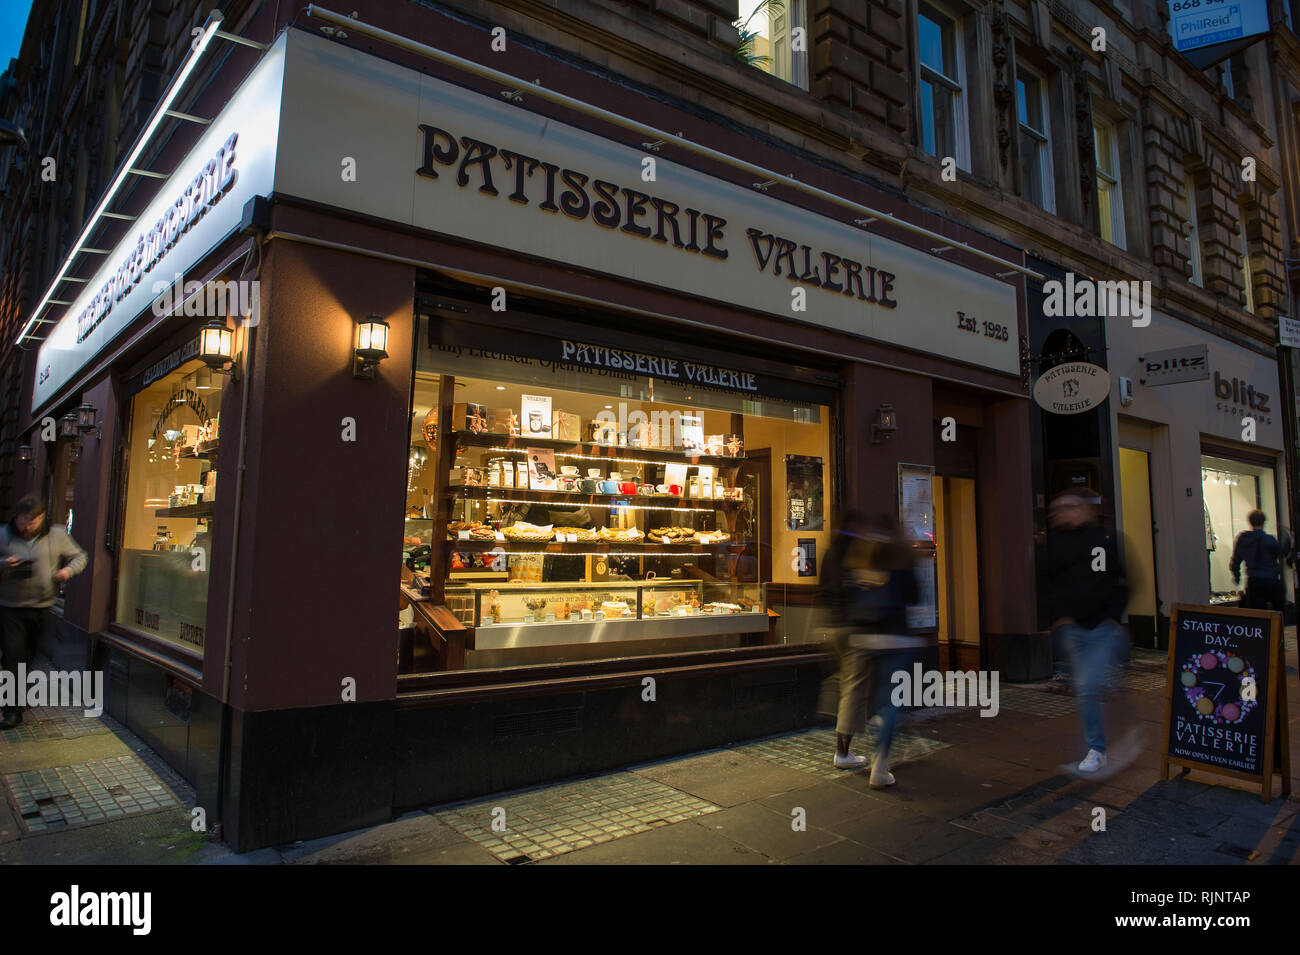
272, 30, 1020, 375
76, 135, 238, 344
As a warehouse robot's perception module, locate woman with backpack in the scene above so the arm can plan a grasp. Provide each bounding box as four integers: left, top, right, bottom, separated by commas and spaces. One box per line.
820, 511, 920, 787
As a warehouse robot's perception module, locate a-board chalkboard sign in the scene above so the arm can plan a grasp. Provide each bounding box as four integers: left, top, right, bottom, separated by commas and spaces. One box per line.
1161, 604, 1291, 802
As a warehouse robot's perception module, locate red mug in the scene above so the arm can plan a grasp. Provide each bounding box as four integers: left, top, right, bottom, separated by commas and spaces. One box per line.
619, 481, 638, 495
668, 484, 682, 496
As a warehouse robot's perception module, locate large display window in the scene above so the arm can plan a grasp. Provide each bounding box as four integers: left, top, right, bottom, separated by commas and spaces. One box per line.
402, 308, 836, 670
1201, 453, 1279, 603
114, 357, 223, 651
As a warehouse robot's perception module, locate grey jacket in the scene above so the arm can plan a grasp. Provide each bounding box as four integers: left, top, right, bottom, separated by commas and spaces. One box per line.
0, 522, 89, 608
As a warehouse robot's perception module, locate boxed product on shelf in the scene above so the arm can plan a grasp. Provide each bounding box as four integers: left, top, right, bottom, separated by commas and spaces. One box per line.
724, 434, 743, 456
552, 411, 582, 442
488, 407, 519, 435
521, 394, 553, 438
705, 434, 725, 455
452, 402, 489, 433
680, 414, 704, 452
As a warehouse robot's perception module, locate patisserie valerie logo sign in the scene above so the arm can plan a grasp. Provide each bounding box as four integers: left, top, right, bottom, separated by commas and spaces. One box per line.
416, 124, 900, 313
75, 134, 239, 344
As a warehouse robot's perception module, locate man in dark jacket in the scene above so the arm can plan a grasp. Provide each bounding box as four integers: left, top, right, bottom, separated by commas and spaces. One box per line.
1046, 488, 1129, 775
0, 494, 88, 727
1230, 509, 1291, 612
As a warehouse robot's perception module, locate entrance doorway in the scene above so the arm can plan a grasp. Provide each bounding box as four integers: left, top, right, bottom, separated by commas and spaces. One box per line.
934, 475, 980, 669
1118, 447, 1158, 648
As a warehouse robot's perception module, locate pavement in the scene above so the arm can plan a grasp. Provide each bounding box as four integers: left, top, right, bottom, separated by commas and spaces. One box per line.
2, 643, 1299, 865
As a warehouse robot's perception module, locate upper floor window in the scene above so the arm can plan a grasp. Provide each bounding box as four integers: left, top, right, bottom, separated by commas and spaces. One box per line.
736, 0, 809, 89
917, 4, 969, 169
1094, 121, 1125, 249
1184, 173, 1203, 287
1016, 67, 1054, 213
1237, 202, 1255, 313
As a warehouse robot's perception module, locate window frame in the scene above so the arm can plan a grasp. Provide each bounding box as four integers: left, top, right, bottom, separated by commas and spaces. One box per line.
1015, 65, 1055, 214
1185, 173, 1203, 287
1237, 202, 1255, 314
1093, 119, 1125, 249
916, 2, 970, 171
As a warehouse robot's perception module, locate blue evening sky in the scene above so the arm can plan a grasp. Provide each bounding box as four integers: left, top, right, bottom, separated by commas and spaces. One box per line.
1, 1, 34, 72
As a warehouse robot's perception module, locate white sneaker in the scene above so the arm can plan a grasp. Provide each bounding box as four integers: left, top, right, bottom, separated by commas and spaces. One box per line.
869, 754, 895, 788
1077, 748, 1107, 774
834, 752, 869, 770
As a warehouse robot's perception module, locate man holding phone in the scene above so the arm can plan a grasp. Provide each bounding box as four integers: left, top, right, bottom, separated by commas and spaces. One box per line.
0, 494, 88, 728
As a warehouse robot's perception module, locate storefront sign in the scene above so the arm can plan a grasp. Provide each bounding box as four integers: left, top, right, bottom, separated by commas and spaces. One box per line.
1161, 604, 1289, 800
31, 38, 287, 411
1032, 362, 1111, 414
1138, 344, 1208, 385
560, 339, 758, 392
1212, 370, 1271, 424
141, 336, 201, 387
274, 31, 1020, 375
76, 135, 239, 345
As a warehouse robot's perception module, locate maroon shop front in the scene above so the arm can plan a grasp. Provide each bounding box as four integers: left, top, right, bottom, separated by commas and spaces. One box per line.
11, 18, 1039, 851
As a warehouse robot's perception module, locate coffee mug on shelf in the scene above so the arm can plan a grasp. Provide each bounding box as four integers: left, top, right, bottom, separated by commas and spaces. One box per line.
579, 478, 601, 493
609, 472, 623, 482
560, 466, 579, 476
560, 476, 578, 491
637, 485, 655, 495
618, 481, 638, 495
587, 468, 602, 478
599, 480, 620, 494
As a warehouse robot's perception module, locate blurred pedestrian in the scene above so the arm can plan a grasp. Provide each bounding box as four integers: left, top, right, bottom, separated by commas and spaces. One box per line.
821, 511, 919, 787
0, 494, 88, 728
1230, 509, 1291, 612
1046, 488, 1129, 775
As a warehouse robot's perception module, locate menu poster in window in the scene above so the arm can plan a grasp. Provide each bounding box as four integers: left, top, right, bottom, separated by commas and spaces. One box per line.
785, 455, 824, 531
680, 414, 704, 453
527, 448, 557, 490
1161, 604, 1290, 802
899, 464, 935, 543
906, 554, 938, 631
521, 394, 553, 438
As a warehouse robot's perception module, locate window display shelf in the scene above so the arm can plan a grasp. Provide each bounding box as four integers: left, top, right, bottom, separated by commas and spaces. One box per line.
442, 539, 743, 554
451, 430, 741, 466
154, 503, 214, 518
178, 440, 219, 460
450, 486, 741, 510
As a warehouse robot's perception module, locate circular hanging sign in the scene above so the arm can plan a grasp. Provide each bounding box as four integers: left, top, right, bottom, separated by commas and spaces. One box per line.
1033, 362, 1111, 415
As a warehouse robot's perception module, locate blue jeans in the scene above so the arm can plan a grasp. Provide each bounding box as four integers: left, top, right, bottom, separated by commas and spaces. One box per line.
870, 649, 918, 764
1063, 622, 1126, 752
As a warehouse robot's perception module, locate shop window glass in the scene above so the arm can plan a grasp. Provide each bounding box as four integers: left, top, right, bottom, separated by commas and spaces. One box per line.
404, 313, 835, 671
1201, 454, 1277, 603
114, 360, 222, 651
47, 433, 78, 536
